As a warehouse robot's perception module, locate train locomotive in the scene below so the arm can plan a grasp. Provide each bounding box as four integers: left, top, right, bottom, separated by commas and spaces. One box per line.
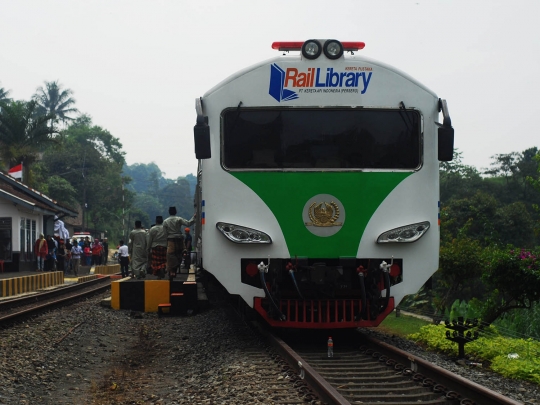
192, 39, 454, 329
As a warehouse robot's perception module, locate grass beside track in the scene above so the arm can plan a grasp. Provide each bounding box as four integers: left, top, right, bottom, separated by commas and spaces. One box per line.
377, 312, 431, 337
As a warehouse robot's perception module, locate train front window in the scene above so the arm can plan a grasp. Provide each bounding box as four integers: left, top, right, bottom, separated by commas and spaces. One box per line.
222, 108, 421, 170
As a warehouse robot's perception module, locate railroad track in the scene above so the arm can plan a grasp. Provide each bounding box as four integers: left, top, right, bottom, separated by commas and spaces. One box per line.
0, 276, 112, 324
258, 328, 524, 405
206, 272, 527, 404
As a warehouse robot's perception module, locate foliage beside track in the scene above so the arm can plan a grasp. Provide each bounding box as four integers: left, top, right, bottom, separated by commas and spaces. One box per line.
382, 315, 540, 385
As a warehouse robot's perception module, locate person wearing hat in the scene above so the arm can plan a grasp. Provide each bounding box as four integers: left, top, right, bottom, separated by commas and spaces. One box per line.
147, 216, 167, 279
183, 227, 193, 271
34, 233, 48, 271
129, 220, 148, 279
162, 206, 195, 279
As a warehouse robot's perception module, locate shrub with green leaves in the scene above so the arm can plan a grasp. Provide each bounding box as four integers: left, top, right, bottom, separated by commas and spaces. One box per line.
408, 324, 540, 384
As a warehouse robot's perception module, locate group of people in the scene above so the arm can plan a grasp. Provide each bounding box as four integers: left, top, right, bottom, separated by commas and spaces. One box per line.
118, 206, 195, 280
34, 234, 109, 276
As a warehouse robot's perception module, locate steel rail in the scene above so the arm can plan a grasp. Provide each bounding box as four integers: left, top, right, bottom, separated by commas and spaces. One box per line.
362, 334, 523, 405
0, 280, 111, 323
0, 276, 112, 310
264, 330, 351, 405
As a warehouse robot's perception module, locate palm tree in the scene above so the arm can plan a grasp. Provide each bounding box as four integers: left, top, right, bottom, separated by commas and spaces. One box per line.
0, 100, 58, 183
33, 80, 79, 126
0, 84, 12, 115
0, 84, 11, 103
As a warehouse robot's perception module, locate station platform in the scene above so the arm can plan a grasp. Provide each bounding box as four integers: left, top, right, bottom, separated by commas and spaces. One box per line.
0, 264, 120, 299
109, 267, 207, 314
1, 270, 66, 299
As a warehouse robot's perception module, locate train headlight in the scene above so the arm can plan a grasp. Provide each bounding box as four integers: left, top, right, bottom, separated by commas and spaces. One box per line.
302, 39, 322, 60
377, 221, 430, 243
323, 39, 344, 59
216, 222, 272, 244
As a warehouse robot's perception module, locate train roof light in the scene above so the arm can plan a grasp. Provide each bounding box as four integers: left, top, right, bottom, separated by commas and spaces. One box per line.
216, 222, 272, 244
302, 39, 322, 60
377, 221, 430, 243
342, 41, 365, 51
271, 41, 304, 51
323, 39, 344, 59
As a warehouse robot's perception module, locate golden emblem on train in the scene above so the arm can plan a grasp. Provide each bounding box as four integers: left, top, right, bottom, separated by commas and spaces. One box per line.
305, 201, 343, 227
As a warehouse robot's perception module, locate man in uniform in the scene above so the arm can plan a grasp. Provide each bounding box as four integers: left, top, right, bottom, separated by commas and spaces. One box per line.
163, 206, 195, 280
128, 220, 148, 279
147, 216, 168, 279
183, 227, 193, 271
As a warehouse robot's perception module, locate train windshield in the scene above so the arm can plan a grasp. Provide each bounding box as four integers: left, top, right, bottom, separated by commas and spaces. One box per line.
222, 108, 421, 170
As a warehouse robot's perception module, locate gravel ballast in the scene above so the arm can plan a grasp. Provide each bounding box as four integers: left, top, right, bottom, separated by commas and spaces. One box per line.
0, 291, 538, 404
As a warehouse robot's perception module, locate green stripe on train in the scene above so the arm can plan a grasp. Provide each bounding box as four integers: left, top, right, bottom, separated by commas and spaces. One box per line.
231, 172, 411, 258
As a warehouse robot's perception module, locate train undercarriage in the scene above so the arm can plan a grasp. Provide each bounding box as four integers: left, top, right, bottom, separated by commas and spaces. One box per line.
241, 257, 403, 328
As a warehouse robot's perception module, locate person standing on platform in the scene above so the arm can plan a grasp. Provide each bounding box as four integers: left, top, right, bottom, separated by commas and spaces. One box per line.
128, 220, 148, 279
83, 237, 92, 266
147, 216, 167, 279
118, 240, 130, 278
91, 238, 103, 266
65, 239, 73, 273
57, 240, 67, 275
45, 235, 56, 271
34, 234, 48, 271
183, 227, 193, 271
163, 206, 195, 280
70, 239, 83, 276
102, 238, 109, 264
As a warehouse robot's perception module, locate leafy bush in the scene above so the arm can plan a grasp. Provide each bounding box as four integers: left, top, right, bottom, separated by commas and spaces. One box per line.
408, 323, 540, 384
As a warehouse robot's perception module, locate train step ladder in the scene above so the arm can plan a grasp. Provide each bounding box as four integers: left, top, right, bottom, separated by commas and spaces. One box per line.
157, 303, 172, 316
170, 292, 186, 315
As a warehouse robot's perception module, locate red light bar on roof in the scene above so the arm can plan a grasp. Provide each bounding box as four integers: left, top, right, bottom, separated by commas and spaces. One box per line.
272, 41, 365, 52
342, 42, 365, 51
271, 42, 304, 51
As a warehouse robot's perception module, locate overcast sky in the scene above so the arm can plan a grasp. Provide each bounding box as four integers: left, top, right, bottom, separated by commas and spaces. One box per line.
2, 0, 539, 179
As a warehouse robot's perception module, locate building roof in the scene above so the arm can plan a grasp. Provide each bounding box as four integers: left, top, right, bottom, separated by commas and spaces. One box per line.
0, 171, 78, 218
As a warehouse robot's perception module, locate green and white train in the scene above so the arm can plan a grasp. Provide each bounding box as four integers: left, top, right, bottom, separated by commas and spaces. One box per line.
192, 39, 454, 329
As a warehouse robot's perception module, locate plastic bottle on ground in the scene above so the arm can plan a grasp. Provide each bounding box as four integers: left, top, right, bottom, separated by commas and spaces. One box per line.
327, 337, 334, 358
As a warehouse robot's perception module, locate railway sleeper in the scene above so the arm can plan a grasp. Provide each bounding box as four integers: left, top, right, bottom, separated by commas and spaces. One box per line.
342, 391, 447, 402
340, 385, 441, 394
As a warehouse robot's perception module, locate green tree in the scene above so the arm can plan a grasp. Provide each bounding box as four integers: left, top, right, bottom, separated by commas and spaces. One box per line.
0, 84, 11, 104
440, 150, 483, 203
123, 162, 168, 194
39, 115, 127, 238
435, 228, 485, 316
33, 80, 79, 126
135, 193, 162, 225
160, 180, 193, 219
0, 100, 58, 183
45, 175, 78, 206
481, 246, 540, 325
527, 150, 540, 235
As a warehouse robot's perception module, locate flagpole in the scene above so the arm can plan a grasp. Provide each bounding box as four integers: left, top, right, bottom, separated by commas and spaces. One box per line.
20, 161, 23, 183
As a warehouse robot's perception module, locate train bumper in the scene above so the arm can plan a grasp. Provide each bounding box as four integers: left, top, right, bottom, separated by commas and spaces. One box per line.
254, 297, 395, 329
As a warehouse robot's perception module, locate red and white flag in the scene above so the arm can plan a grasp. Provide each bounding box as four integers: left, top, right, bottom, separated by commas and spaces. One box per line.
8, 163, 23, 179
